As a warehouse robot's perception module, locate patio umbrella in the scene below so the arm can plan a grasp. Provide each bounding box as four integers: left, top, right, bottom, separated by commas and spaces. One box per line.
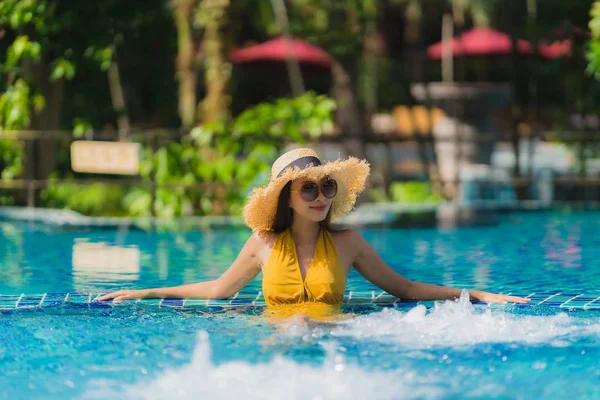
427, 26, 533, 60
538, 25, 590, 59
538, 40, 573, 59
230, 37, 332, 67
420, 27, 531, 197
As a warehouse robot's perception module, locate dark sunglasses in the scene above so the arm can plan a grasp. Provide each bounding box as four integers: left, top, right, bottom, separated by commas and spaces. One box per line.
293, 179, 338, 202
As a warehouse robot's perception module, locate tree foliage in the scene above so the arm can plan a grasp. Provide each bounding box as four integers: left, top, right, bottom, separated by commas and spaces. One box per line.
587, 1, 600, 79
124, 91, 336, 217
0, 0, 598, 215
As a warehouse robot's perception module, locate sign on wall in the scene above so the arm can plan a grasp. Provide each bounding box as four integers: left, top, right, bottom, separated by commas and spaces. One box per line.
70, 141, 140, 175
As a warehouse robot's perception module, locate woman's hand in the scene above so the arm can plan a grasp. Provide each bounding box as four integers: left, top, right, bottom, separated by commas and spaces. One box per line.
95, 289, 150, 302
469, 290, 530, 304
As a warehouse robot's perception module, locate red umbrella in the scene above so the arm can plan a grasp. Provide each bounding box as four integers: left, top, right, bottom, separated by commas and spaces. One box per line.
427, 27, 533, 60
538, 26, 590, 59
230, 37, 332, 67
538, 39, 573, 59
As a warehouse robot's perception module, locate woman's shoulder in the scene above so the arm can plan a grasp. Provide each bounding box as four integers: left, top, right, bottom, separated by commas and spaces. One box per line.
329, 228, 363, 243
252, 230, 279, 249
329, 229, 366, 264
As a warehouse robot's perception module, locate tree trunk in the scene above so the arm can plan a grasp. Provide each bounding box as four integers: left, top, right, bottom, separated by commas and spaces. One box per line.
174, 0, 198, 128
107, 45, 131, 139
271, 0, 305, 97
20, 56, 63, 207
198, 0, 231, 123
362, 8, 378, 117
24, 57, 63, 179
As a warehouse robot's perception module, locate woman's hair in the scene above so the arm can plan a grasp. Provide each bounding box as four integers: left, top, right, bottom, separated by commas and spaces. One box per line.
271, 181, 333, 233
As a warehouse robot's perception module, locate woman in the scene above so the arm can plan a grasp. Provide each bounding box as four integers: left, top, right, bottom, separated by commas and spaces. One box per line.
97, 148, 529, 309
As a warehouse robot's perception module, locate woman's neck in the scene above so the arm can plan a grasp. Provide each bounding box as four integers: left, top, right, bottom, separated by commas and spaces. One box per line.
290, 218, 321, 246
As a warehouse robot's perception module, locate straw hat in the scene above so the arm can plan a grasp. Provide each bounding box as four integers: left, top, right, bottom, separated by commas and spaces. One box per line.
243, 148, 370, 231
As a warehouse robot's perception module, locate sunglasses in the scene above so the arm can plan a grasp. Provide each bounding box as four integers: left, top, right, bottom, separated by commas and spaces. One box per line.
293, 179, 338, 202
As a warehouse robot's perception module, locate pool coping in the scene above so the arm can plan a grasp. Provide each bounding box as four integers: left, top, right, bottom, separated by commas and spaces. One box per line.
2, 291, 599, 311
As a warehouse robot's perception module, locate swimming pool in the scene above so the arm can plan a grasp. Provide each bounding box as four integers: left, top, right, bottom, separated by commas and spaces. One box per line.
2, 211, 600, 399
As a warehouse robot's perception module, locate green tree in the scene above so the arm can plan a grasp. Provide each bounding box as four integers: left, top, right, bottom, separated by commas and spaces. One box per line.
282, 0, 374, 157
196, 0, 231, 123
123, 91, 335, 217
0, 0, 174, 176
171, 0, 231, 127
588, 1, 600, 79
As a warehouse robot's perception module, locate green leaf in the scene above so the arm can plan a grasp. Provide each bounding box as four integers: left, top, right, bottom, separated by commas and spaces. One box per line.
6, 36, 40, 68
32, 94, 45, 112
50, 58, 76, 81
190, 126, 214, 146
72, 117, 93, 137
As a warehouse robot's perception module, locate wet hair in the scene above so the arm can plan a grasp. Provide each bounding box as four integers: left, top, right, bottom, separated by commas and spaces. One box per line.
271, 181, 333, 233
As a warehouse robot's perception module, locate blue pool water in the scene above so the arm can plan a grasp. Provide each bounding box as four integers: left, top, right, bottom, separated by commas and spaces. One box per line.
2, 211, 600, 399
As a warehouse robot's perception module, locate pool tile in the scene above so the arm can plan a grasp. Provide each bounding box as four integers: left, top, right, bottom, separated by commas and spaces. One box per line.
229, 299, 254, 306
142, 298, 162, 306
161, 299, 185, 308
395, 301, 420, 308
235, 295, 258, 302
0, 295, 20, 309
372, 296, 397, 304
567, 302, 590, 308
5, 290, 600, 311
584, 300, 600, 308
68, 294, 92, 305
184, 299, 210, 307
209, 299, 229, 306
45, 293, 67, 304
16, 295, 45, 308
553, 296, 580, 303
571, 297, 596, 302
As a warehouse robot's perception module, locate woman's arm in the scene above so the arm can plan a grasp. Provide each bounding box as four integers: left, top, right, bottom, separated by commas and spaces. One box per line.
95, 233, 264, 302
348, 230, 529, 304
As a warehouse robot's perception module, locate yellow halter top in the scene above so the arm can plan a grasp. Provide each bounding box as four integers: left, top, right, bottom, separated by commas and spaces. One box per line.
262, 229, 346, 306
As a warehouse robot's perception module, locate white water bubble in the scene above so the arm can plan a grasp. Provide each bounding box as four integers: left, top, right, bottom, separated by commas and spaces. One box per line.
83, 291, 600, 400
532, 361, 547, 370
330, 290, 599, 349
88, 331, 446, 400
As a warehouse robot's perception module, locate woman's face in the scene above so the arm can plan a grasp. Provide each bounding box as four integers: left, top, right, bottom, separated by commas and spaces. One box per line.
289, 177, 336, 222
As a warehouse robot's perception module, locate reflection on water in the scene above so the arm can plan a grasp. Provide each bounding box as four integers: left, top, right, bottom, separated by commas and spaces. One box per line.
0, 222, 254, 294
543, 218, 583, 269
0, 212, 600, 296
0, 222, 25, 290
261, 303, 346, 324
72, 241, 140, 292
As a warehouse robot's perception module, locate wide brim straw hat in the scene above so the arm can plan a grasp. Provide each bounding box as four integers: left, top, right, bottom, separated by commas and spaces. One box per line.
243, 147, 370, 231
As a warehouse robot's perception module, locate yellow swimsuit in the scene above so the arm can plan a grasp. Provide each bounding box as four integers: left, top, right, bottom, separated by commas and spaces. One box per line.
262, 229, 346, 307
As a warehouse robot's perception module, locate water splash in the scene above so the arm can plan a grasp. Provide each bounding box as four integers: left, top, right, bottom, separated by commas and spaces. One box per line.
89, 331, 444, 400
331, 291, 597, 348
85, 294, 600, 400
